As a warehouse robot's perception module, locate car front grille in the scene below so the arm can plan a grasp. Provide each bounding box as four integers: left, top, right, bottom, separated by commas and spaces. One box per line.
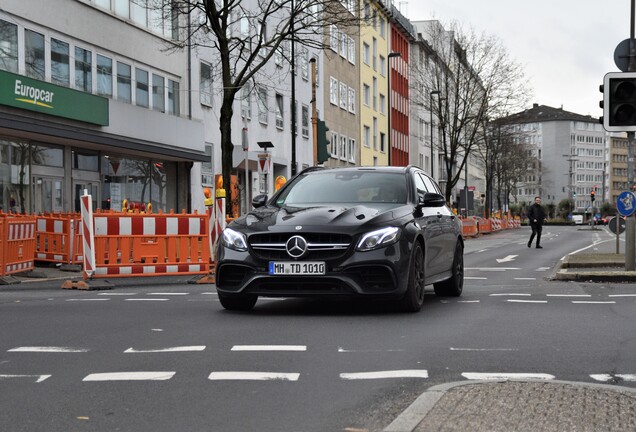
249, 233, 352, 261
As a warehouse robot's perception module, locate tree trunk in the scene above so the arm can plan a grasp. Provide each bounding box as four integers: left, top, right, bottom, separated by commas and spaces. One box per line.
220, 95, 235, 218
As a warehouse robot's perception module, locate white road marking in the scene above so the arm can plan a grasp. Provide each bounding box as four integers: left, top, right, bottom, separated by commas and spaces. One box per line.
201, 292, 218, 295
8, 347, 89, 353
83, 372, 175, 381
124, 346, 206, 353
507, 300, 548, 304
208, 372, 300, 381
125, 298, 170, 302
466, 268, 520, 271
572, 301, 616, 304
338, 348, 405, 353
536, 267, 551, 271
231, 345, 306, 352
97, 293, 137, 296
496, 255, 518, 263
457, 300, 480, 303
546, 294, 591, 298
490, 293, 531, 297
0, 374, 51, 383
66, 299, 110, 302
147, 293, 188, 296
608, 294, 636, 298
462, 373, 554, 380
340, 370, 429, 380
465, 277, 488, 280
450, 348, 518, 352
590, 374, 636, 382
514, 278, 536, 281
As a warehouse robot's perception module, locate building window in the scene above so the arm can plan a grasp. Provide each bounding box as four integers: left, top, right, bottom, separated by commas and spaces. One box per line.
372, 77, 377, 110
331, 132, 339, 157
136, 68, 149, 107
302, 105, 309, 137
363, 125, 370, 148
379, 94, 385, 115
348, 138, 356, 163
348, 87, 356, 113
275, 93, 284, 129
75, 47, 92, 92
117, 62, 132, 103
200, 62, 213, 107
25, 29, 45, 80
340, 31, 348, 58
363, 84, 370, 106
202, 144, 213, 171
379, 55, 385, 77
96, 54, 113, 97
348, 36, 355, 64
339, 82, 347, 110
241, 83, 252, 119
330, 25, 339, 51
373, 117, 378, 150
330, 77, 338, 105
51, 38, 71, 87
131, 0, 148, 26
114, 0, 130, 19
167, 79, 179, 116
363, 42, 370, 65
340, 135, 347, 160
152, 74, 165, 112
0, 19, 18, 73
257, 85, 268, 124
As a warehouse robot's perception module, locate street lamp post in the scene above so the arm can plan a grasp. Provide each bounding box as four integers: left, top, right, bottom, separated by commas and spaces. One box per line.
429, 90, 440, 179
387, 52, 401, 166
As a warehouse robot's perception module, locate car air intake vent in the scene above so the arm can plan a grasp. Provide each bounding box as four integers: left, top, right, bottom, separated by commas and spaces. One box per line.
249, 233, 352, 261
216, 265, 249, 289
346, 265, 395, 291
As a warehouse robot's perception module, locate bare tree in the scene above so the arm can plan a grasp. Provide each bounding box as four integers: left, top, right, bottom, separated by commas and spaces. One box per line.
412, 20, 532, 203
155, 0, 360, 213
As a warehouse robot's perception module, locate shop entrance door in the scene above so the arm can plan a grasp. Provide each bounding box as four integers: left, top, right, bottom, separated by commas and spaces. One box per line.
32, 176, 64, 214
73, 181, 99, 213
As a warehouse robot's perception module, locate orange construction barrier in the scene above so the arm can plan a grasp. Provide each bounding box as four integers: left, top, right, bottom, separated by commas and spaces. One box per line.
35, 213, 83, 266
478, 218, 492, 234
460, 217, 479, 238
0, 213, 36, 277
86, 209, 211, 279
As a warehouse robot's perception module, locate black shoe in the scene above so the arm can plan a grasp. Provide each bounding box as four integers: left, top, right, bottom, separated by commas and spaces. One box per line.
527, 241, 531, 248
536, 245, 543, 249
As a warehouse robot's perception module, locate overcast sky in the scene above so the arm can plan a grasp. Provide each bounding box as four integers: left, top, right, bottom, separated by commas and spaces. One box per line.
403, 0, 629, 118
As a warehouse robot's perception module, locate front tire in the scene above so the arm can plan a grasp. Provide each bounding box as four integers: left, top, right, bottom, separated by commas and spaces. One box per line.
218, 293, 258, 311
434, 240, 464, 297
399, 241, 426, 312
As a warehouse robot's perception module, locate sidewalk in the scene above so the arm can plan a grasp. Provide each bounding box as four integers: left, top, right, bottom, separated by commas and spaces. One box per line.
385, 380, 636, 432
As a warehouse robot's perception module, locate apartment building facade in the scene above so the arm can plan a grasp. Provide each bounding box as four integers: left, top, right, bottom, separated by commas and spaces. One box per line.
0, 0, 207, 215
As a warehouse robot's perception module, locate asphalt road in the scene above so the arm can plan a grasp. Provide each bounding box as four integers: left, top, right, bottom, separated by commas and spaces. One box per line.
1, 225, 635, 432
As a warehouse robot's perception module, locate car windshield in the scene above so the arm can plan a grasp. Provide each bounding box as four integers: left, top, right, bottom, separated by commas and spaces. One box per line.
275, 171, 407, 206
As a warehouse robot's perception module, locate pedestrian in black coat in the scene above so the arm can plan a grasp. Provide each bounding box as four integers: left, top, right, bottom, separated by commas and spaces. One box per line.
527, 196, 546, 248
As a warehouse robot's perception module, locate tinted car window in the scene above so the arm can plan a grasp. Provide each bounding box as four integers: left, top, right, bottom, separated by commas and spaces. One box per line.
421, 174, 441, 194
276, 171, 407, 206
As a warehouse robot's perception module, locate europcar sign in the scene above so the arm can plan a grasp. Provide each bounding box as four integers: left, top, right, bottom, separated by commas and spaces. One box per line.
0, 69, 108, 126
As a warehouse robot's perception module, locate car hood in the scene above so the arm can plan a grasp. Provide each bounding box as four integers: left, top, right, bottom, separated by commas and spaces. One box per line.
230, 204, 411, 232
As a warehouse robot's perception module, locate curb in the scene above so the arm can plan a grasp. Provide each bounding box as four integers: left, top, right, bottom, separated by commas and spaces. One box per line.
383, 379, 636, 432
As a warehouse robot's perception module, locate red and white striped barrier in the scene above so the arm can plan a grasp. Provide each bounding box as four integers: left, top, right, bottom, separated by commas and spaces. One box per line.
80, 193, 96, 279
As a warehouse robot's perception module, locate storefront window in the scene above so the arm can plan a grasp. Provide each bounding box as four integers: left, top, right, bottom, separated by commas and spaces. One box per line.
0, 139, 31, 213
32, 143, 63, 167
101, 155, 176, 212
72, 148, 99, 171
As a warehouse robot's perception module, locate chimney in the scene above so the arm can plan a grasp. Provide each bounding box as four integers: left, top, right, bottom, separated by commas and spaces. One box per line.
533, 103, 539, 109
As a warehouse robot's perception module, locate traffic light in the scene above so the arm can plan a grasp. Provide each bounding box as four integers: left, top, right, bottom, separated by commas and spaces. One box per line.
601, 72, 636, 131
590, 189, 595, 202
317, 119, 330, 164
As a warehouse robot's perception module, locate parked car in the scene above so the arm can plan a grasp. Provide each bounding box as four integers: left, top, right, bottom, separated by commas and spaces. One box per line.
215, 166, 464, 312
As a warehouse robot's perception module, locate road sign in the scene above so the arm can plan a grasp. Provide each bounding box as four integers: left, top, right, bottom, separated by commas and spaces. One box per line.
614, 38, 634, 72
617, 191, 636, 217
609, 216, 627, 235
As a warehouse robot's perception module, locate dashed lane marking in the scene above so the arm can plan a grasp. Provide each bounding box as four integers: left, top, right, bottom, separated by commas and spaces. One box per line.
66, 299, 110, 302
489, 293, 531, 297
208, 372, 300, 381
147, 293, 189, 296
0, 374, 51, 383
8, 347, 89, 353
124, 346, 206, 353
507, 300, 548, 304
340, 370, 429, 380
572, 301, 616, 304
450, 348, 519, 352
124, 298, 170, 302
231, 345, 307, 352
546, 294, 592, 298
465, 277, 488, 280
514, 278, 536, 280
83, 372, 175, 381
462, 373, 555, 380
591, 374, 636, 382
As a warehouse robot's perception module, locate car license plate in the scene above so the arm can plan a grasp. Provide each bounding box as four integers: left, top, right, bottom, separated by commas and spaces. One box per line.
269, 261, 326, 275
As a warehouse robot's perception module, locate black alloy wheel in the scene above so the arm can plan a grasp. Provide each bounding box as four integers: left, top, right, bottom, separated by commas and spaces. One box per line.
399, 241, 426, 312
433, 240, 464, 297
218, 293, 258, 311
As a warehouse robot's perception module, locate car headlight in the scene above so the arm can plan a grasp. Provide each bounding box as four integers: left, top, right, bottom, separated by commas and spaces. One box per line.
356, 227, 400, 251
220, 227, 248, 251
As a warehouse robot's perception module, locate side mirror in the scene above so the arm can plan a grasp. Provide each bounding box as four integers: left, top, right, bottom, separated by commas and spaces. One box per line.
252, 194, 268, 208
419, 192, 446, 207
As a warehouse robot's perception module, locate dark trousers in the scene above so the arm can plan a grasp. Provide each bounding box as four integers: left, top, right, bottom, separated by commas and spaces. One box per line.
529, 223, 542, 246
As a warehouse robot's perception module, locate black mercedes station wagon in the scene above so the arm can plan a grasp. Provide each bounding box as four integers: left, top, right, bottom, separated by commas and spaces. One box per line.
215, 166, 464, 312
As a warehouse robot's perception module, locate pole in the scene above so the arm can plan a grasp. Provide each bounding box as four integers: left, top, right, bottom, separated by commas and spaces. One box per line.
465, 153, 469, 216
290, 0, 297, 176
310, 58, 317, 165
387, 64, 391, 166
626, 0, 635, 269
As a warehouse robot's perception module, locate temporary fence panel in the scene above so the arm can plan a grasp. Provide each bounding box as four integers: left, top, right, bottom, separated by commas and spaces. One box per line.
460, 217, 479, 238
35, 214, 83, 265
88, 211, 211, 278
0, 213, 36, 277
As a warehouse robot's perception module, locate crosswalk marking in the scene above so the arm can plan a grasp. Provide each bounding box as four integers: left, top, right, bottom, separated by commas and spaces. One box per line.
462, 373, 555, 380
124, 346, 206, 353
8, 347, 89, 353
0, 374, 51, 383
